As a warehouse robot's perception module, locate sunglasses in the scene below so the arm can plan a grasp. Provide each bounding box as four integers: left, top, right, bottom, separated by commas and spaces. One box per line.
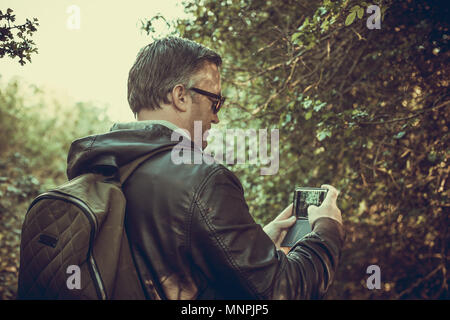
189, 87, 226, 114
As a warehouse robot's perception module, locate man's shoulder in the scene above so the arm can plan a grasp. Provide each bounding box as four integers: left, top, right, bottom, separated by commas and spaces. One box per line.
134, 149, 241, 194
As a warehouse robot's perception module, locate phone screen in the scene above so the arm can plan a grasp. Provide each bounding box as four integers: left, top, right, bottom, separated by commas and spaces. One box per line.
294, 188, 328, 218
281, 187, 329, 247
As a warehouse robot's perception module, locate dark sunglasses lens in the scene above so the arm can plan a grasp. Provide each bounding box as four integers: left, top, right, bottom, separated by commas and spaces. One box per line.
214, 99, 224, 114
217, 98, 225, 113
211, 100, 220, 114
214, 101, 220, 114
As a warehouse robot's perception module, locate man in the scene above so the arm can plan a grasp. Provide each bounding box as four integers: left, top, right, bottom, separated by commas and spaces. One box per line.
66, 37, 345, 299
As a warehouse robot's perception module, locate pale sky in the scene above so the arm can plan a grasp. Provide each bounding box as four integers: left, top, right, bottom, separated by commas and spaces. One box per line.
0, 0, 190, 122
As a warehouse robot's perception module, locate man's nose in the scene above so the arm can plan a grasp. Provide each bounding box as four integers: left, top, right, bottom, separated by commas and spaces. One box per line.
212, 112, 220, 124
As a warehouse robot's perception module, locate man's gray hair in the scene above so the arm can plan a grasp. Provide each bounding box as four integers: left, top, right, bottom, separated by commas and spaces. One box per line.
127, 36, 222, 116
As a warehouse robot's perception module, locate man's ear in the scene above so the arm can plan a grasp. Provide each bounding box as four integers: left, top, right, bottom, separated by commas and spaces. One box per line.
170, 84, 189, 112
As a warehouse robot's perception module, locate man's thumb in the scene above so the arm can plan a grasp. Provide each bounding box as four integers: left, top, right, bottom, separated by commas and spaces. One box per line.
308, 205, 318, 216
276, 216, 296, 228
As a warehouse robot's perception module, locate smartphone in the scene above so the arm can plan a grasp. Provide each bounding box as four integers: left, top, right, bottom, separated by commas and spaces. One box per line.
280, 187, 328, 247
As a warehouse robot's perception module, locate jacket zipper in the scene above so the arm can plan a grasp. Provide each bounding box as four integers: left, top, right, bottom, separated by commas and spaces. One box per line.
28, 191, 107, 300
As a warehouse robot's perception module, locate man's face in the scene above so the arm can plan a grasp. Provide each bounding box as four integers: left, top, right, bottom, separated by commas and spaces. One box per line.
187, 62, 221, 149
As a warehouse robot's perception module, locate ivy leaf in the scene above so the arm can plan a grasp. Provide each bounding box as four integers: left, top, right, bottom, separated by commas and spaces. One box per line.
285, 113, 292, 122
357, 7, 364, 19
317, 7, 327, 16
321, 20, 330, 32
317, 130, 332, 141
305, 110, 313, 120
313, 102, 327, 112
303, 100, 312, 109
345, 11, 357, 26
393, 131, 406, 139
350, 5, 361, 13
291, 32, 301, 42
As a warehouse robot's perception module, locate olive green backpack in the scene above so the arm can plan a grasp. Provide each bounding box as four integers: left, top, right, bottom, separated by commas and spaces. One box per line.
18, 146, 173, 299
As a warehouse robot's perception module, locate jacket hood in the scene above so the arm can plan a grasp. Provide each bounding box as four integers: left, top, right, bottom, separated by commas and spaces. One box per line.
66, 122, 192, 180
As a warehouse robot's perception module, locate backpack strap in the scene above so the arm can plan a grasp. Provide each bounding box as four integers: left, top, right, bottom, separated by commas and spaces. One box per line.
116, 144, 175, 300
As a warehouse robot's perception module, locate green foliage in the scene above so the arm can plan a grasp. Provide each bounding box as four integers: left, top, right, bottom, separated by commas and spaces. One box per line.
141, 0, 449, 299
0, 79, 112, 184
0, 8, 39, 65
345, 4, 367, 26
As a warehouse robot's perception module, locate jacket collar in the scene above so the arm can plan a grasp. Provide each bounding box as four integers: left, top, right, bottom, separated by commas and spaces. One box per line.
110, 120, 191, 141
66, 122, 199, 180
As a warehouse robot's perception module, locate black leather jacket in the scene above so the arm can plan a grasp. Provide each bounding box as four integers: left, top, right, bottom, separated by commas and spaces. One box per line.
66, 121, 345, 300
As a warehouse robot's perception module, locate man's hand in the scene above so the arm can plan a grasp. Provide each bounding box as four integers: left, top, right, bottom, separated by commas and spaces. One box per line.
308, 184, 343, 226
263, 203, 296, 250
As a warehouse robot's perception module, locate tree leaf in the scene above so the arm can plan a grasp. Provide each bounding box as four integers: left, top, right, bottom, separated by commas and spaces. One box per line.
357, 7, 364, 19
305, 110, 313, 120
393, 131, 406, 139
303, 100, 312, 109
313, 102, 327, 112
317, 130, 331, 141
291, 32, 301, 42
350, 5, 360, 13
345, 12, 357, 26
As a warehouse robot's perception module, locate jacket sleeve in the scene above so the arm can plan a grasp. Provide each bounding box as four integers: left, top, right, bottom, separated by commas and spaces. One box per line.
189, 166, 345, 299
